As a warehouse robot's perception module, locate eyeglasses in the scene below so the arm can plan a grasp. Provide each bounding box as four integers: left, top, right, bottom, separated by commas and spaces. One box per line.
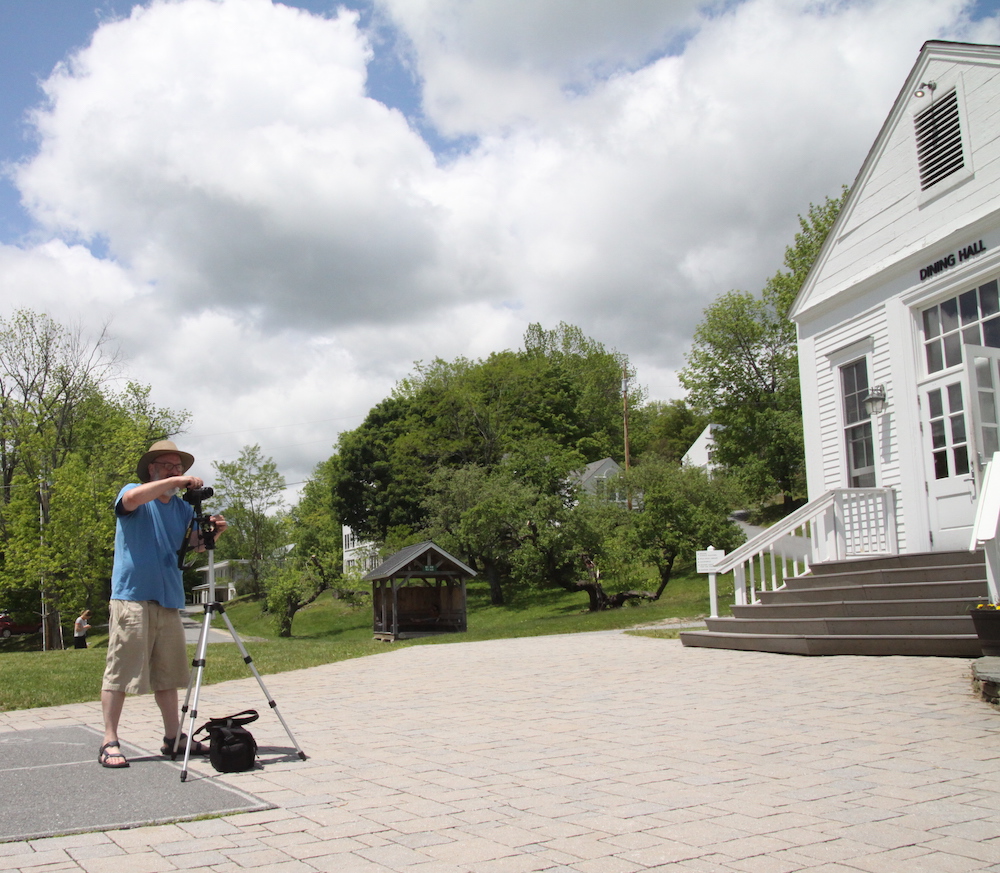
152, 461, 184, 473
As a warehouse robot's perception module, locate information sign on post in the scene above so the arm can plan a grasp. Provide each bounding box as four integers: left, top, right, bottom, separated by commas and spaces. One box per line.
696, 546, 726, 618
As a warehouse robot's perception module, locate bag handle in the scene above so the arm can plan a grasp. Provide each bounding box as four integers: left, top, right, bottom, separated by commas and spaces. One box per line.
214, 709, 259, 727
194, 708, 259, 740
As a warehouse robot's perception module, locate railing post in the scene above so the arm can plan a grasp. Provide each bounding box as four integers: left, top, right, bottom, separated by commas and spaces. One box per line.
696, 546, 724, 618
833, 491, 846, 561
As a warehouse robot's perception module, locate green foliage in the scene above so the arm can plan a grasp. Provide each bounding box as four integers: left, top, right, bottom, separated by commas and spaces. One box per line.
265, 559, 334, 638
631, 399, 710, 462
333, 322, 635, 543
421, 437, 589, 605
0, 311, 186, 643
211, 444, 288, 597
290, 457, 342, 562
678, 190, 847, 508
623, 460, 745, 593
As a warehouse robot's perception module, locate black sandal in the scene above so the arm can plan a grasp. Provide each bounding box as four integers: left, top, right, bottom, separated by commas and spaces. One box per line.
161, 733, 208, 756
99, 741, 130, 769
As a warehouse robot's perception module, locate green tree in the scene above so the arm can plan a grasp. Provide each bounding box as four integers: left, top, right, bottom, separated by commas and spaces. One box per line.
422, 464, 533, 606
0, 310, 186, 647
212, 444, 287, 598
631, 399, 710, 462
333, 323, 636, 542
265, 558, 334, 638
679, 190, 846, 508
332, 394, 427, 542
624, 460, 744, 596
290, 456, 343, 572
269, 456, 354, 637
420, 438, 585, 605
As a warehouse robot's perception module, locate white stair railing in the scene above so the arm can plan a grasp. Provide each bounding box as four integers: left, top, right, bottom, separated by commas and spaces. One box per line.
970, 452, 1000, 604
709, 489, 898, 612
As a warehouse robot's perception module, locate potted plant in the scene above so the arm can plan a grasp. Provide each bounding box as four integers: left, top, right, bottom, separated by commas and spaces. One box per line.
971, 603, 1000, 656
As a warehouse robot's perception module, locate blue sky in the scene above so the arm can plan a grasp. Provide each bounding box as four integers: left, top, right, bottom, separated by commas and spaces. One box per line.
1, 0, 999, 496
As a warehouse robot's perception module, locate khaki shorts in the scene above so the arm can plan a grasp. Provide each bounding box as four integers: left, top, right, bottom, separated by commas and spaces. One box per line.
102, 600, 189, 695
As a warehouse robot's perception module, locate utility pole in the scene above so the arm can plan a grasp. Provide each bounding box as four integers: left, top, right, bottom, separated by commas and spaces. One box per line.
39, 475, 48, 652
622, 365, 632, 510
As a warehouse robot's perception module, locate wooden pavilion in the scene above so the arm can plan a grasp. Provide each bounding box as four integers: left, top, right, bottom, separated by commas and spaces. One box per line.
363, 541, 474, 641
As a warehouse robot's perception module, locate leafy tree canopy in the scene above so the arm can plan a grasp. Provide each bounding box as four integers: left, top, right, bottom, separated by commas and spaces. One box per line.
333, 323, 638, 542
678, 189, 847, 507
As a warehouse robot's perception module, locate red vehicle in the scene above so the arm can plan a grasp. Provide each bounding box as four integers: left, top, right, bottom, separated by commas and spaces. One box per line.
0, 613, 41, 638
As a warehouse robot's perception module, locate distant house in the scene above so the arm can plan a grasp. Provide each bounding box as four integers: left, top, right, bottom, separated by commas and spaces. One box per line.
342, 525, 380, 576
682, 424, 722, 477
192, 559, 251, 604
572, 457, 623, 499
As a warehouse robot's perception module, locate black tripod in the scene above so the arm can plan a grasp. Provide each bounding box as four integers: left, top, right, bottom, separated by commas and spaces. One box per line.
172, 490, 307, 781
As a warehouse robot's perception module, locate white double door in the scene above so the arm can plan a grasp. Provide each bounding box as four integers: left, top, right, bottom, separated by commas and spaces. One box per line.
921, 345, 1000, 549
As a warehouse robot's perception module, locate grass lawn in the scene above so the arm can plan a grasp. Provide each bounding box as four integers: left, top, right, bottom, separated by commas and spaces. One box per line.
0, 568, 733, 712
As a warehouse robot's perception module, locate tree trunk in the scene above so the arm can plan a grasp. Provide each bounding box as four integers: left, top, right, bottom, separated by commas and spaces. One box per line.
484, 559, 504, 606
278, 606, 294, 638
574, 581, 654, 611
652, 553, 676, 600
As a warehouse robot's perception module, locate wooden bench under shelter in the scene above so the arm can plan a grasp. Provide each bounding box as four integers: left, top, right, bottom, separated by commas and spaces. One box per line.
364, 541, 474, 641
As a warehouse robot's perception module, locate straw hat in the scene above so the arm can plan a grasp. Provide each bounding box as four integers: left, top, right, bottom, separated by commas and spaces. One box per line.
136, 439, 194, 483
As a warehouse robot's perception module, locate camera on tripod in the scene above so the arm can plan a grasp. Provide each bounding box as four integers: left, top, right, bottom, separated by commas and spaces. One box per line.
177, 486, 217, 567
183, 485, 214, 506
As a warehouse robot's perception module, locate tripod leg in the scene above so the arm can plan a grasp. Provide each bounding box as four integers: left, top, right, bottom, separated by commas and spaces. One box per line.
176, 604, 211, 755
218, 609, 308, 761
178, 606, 215, 781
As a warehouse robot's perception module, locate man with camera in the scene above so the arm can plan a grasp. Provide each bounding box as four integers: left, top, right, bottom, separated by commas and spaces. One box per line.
98, 440, 227, 769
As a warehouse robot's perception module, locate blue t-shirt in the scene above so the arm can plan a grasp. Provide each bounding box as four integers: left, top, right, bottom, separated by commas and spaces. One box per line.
111, 484, 194, 609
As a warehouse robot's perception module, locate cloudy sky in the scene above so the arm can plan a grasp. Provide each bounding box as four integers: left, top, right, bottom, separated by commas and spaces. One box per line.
2, 0, 1000, 502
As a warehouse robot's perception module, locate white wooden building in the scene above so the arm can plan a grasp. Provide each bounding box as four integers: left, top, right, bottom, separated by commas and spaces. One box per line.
342, 525, 380, 576
792, 40, 1000, 553
682, 424, 722, 477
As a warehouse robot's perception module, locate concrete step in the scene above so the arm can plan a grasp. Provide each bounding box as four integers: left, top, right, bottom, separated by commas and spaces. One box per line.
810, 549, 984, 575
732, 596, 987, 619
680, 549, 988, 658
705, 614, 975, 636
786, 562, 986, 588
678, 629, 983, 657
759, 579, 986, 604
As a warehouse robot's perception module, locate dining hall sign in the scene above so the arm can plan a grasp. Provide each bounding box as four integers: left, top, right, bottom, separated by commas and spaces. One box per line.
919, 239, 987, 281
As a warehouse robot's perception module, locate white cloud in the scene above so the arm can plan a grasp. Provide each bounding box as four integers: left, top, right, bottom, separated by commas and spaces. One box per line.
378, 0, 706, 136
4, 0, 1000, 496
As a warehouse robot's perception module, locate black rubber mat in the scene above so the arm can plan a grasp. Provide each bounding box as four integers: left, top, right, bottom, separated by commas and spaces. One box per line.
0, 724, 273, 842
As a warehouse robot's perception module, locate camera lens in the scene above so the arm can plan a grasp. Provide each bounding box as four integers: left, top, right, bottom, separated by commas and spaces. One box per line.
182, 486, 214, 504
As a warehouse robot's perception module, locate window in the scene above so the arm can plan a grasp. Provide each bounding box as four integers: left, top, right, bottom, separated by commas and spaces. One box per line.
915, 89, 964, 191
922, 279, 1000, 374
841, 359, 876, 487
926, 382, 970, 479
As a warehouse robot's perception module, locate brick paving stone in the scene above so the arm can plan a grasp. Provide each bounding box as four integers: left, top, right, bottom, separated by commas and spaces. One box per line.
155, 837, 235, 857
75, 851, 176, 873
164, 851, 230, 869
217, 847, 309, 868
4, 635, 1000, 872
0, 851, 72, 871
572, 858, 644, 873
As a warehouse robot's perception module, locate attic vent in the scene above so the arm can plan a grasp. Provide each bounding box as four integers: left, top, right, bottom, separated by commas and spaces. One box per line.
914, 89, 964, 191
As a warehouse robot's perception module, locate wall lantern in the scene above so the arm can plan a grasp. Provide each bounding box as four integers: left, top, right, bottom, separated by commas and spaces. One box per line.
914, 81, 936, 99
864, 384, 887, 417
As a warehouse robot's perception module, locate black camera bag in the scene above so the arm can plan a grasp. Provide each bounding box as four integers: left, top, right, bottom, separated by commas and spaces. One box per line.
194, 709, 259, 772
